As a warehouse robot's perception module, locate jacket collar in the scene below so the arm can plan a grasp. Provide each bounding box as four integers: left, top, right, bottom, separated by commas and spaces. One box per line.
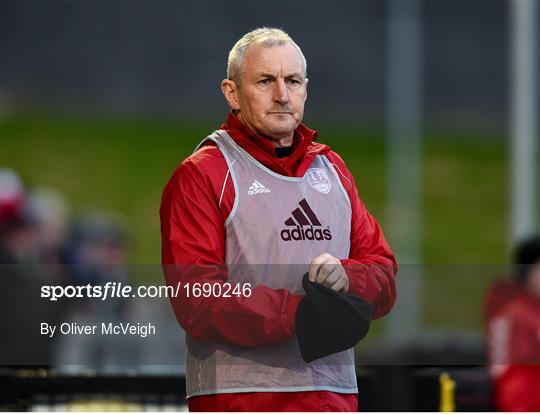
219, 111, 329, 176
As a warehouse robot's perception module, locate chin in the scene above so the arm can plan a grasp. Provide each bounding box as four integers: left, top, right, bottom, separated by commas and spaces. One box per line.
267, 121, 297, 134
267, 128, 295, 138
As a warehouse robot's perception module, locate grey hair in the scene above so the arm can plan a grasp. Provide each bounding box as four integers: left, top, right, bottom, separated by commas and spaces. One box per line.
227, 27, 307, 84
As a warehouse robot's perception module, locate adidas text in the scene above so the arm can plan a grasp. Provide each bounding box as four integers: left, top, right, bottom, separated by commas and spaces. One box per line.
280, 226, 332, 241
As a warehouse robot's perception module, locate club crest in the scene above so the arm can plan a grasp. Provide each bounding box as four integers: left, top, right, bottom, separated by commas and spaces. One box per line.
306, 168, 331, 194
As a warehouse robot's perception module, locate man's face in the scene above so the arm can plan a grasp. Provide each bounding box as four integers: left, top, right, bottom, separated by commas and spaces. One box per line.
222, 42, 308, 146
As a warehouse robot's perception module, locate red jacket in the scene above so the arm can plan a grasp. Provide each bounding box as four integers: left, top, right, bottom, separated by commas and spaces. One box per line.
485, 280, 540, 411
160, 112, 398, 411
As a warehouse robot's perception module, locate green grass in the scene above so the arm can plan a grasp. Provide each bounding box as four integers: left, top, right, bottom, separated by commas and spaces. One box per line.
2, 115, 208, 265
1, 115, 510, 329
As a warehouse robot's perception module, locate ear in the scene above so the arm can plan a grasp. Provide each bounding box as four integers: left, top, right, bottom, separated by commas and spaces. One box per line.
221, 79, 241, 111
304, 78, 309, 101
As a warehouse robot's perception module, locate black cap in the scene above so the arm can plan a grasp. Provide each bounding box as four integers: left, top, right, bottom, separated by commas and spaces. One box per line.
295, 273, 374, 363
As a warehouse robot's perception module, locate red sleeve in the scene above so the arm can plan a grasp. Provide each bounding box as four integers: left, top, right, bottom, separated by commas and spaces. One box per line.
160, 148, 302, 346
326, 152, 398, 319
494, 365, 540, 411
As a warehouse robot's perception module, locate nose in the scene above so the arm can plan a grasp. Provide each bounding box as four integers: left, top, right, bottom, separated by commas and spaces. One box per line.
273, 78, 289, 105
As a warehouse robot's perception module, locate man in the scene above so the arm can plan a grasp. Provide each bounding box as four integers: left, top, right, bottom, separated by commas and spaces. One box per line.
485, 236, 540, 411
161, 27, 397, 412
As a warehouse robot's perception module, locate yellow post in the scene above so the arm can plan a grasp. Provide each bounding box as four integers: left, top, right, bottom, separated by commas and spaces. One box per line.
439, 371, 456, 412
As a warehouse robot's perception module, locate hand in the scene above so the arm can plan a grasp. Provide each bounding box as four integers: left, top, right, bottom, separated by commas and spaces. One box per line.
308, 253, 349, 293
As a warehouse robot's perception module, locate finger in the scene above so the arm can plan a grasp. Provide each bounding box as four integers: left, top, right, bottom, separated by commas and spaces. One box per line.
341, 278, 349, 293
320, 267, 341, 286
308, 254, 329, 282
315, 263, 338, 285
330, 276, 347, 292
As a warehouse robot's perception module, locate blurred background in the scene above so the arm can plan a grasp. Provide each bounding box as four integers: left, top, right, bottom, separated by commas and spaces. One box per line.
1, 0, 539, 411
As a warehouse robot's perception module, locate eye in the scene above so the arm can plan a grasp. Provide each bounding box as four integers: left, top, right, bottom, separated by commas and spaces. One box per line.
286, 78, 301, 85
258, 79, 271, 85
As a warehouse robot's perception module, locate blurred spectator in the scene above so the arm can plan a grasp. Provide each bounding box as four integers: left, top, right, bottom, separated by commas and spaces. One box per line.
62, 213, 128, 279
2, 171, 181, 373
54, 212, 133, 372
27, 187, 70, 265
0, 168, 53, 366
485, 236, 540, 411
0, 168, 40, 263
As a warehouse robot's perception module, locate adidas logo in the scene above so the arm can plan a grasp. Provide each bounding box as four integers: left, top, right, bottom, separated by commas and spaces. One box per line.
248, 180, 270, 195
280, 198, 332, 241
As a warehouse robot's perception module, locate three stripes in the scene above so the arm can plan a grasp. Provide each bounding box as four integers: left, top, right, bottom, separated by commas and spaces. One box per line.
284, 199, 322, 227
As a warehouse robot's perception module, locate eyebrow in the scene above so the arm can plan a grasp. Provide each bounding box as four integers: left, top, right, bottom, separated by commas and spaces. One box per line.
257, 72, 304, 79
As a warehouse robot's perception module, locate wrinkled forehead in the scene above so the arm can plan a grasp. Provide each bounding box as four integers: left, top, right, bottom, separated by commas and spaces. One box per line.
242, 42, 305, 78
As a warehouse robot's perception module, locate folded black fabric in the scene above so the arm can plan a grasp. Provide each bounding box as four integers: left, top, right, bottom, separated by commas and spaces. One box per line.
295, 272, 374, 363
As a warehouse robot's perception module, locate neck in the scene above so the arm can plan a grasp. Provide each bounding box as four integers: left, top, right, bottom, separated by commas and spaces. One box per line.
273, 134, 294, 148
237, 112, 294, 148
